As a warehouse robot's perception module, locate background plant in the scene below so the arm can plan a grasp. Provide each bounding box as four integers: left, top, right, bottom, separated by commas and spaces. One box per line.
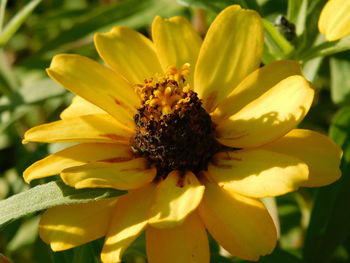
0, 0, 350, 262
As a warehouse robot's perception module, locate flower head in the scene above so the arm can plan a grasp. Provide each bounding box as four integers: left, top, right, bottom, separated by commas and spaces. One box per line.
319, 0, 350, 41
23, 5, 342, 263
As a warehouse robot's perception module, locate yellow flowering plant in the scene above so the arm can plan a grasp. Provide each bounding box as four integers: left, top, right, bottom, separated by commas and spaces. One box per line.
0, 1, 350, 263
22, 4, 343, 262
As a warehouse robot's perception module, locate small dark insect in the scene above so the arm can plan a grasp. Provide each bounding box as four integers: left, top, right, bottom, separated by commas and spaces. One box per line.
274, 15, 296, 42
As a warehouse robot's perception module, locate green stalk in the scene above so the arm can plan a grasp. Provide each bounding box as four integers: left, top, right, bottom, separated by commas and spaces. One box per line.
0, 0, 41, 46
0, 0, 7, 32
0, 49, 18, 94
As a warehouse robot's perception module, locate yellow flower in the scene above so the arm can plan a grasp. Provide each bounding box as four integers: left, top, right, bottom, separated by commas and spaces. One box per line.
319, 0, 350, 41
23, 5, 342, 263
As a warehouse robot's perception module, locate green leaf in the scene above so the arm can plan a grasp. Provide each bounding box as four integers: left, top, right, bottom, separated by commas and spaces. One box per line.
303, 107, 350, 263
295, 0, 349, 60
295, 0, 327, 57
0, 0, 42, 46
34, 0, 183, 55
122, 233, 147, 262
0, 76, 66, 120
302, 56, 324, 82
17, 77, 65, 104
287, 0, 308, 36
7, 216, 40, 252
71, 243, 101, 263
0, 49, 18, 94
0, 76, 66, 133
260, 249, 305, 263
330, 107, 350, 161
51, 249, 73, 263
0, 180, 125, 228
262, 19, 294, 62
301, 36, 350, 61
0, 0, 7, 32
0, 105, 33, 133
0, 177, 9, 200
210, 255, 233, 263
330, 53, 350, 105
237, 249, 305, 263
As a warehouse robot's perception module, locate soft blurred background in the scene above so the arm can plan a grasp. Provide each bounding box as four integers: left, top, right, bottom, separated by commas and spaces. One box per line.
0, 0, 350, 262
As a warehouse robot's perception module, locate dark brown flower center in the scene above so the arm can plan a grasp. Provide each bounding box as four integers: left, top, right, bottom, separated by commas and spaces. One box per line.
131, 65, 223, 179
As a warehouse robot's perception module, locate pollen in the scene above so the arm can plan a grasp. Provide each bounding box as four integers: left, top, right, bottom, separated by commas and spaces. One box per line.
134, 64, 191, 118
132, 65, 223, 179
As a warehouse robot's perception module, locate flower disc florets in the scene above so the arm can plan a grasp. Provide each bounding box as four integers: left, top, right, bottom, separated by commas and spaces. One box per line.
132, 65, 222, 179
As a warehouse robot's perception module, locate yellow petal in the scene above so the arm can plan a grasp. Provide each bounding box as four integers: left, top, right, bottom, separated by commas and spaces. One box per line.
194, 5, 264, 112
94, 26, 162, 84
23, 114, 132, 144
198, 178, 277, 261
212, 60, 302, 123
61, 158, 156, 190
319, 0, 350, 41
60, 96, 106, 119
39, 198, 117, 251
101, 184, 155, 263
262, 129, 342, 187
47, 54, 139, 127
152, 16, 202, 84
23, 143, 133, 183
208, 149, 308, 198
148, 171, 205, 228
216, 75, 314, 148
146, 213, 209, 263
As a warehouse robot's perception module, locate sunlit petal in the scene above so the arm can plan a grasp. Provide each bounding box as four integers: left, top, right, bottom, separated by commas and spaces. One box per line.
23, 143, 133, 183
152, 16, 202, 84
319, 0, 350, 41
47, 54, 139, 127
23, 114, 132, 144
148, 171, 205, 228
39, 198, 117, 251
262, 129, 342, 187
61, 158, 156, 190
198, 177, 277, 261
194, 5, 263, 112
94, 26, 162, 84
101, 184, 155, 263
208, 149, 308, 198
212, 60, 302, 123
216, 75, 314, 148
146, 213, 209, 263
60, 96, 106, 119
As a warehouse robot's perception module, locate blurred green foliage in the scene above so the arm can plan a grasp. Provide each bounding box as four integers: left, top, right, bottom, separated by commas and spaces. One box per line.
0, 0, 350, 262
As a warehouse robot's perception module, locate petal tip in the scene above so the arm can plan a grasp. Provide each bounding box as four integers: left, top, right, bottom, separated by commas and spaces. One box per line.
93, 32, 102, 42
22, 170, 32, 184
46, 67, 54, 77
152, 15, 162, 24
22, 129, 35, 144
50, 54, 68, 67
50, 53, 85, 69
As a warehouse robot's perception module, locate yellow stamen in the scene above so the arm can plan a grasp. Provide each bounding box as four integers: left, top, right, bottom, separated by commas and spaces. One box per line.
134, 64, 192, 120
